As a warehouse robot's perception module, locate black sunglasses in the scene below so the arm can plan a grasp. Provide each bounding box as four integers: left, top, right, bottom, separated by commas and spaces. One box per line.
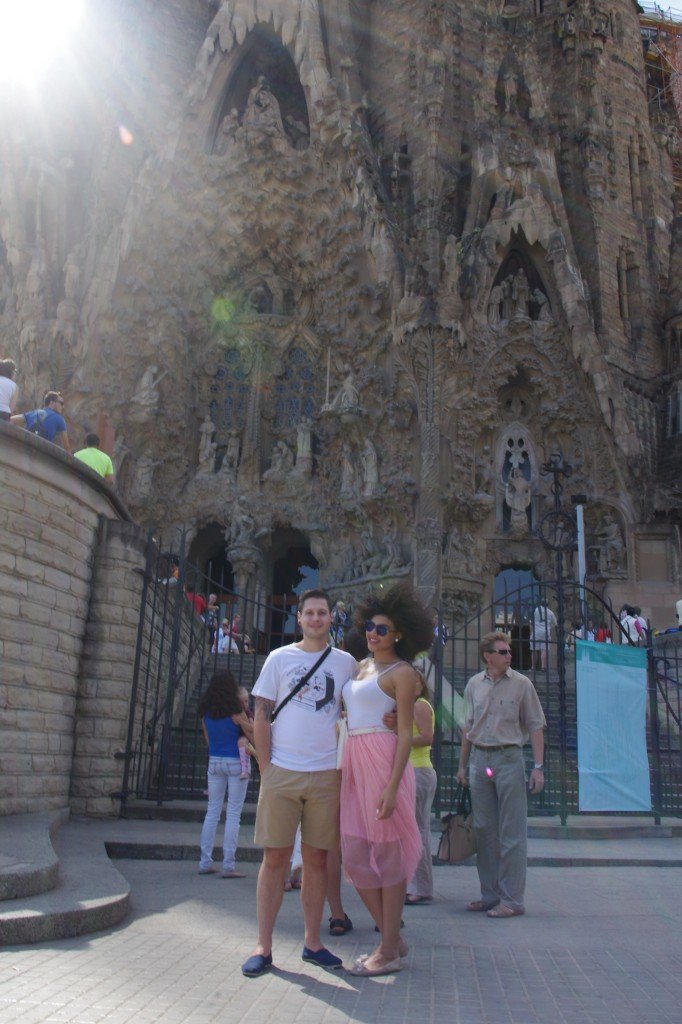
364, 620, 396, 636
490, 648, 512, 655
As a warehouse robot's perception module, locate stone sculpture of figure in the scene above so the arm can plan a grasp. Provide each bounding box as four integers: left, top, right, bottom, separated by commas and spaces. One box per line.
475, 445, 495, 497
487, 283, 505, 326
242, 76, 285, 138
596, 512, 625, 573
505, 467, 532, 529
190, 33, 216, 103
130, 364, 168, 422
360, 529, 381, 577
501, 274, 515, 321
294, 418, 313, 477
511, 269, 531, 318
330, 372, 361, 414
214, 109, 240, 155
226, 499, 256, 549
197, 413, 217, 472
340, 444, 356, 498
361, 438, 379, 498
221, 428, 241, 479
532, 287, 552, 322
131, 451, 159, 501
263, 439, 294, 481
381, 517, 403, 573
502, 71, 518, 114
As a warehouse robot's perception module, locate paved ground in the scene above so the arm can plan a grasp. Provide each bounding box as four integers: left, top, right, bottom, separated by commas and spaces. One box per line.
2, 857, 681, 1024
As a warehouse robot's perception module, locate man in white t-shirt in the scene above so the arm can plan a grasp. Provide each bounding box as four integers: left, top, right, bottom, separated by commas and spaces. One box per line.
241, 589, 356, 978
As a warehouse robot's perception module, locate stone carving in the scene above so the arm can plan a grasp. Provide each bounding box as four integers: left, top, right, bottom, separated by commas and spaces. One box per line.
226, 498, 257, 550
444, 525, 479, 577
505, 468, 532, 537
197, 414, 217, 472
380, 516, 405, 573
130, 365, 167, 423
220, 428, 241, 480
531, 287, 552, 323
340, 444, 356, 499
511, 268, 531, 320
556, 11, 577, 55
327, 372, 361, 415
214, 109, 240, 156
475, 446, 495, 498
131, 451, 160, 502
263, 439, 295, 481
361, 438, 379, 498
293, 418, 313, 477
589, 511, 626, 575
242, 77, 285, 139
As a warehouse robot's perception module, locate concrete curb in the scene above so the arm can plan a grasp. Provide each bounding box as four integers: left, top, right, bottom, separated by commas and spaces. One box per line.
0, 820, 130, 947
0, 808, 69, 901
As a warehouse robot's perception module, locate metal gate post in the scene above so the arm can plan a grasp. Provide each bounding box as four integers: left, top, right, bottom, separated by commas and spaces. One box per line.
120, 528, 155, 804
646, 629, 663, 826
156, 531, 188, 804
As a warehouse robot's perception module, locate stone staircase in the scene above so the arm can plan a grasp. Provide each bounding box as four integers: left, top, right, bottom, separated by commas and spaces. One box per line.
0, 810, 130, 946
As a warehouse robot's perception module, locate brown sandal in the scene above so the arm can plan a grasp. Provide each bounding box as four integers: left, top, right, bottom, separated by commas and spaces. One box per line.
466, 900, 498, 912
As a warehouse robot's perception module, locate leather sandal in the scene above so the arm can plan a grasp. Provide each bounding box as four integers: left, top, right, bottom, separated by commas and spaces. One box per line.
329, 914, 353, 936
466, 900, 499, 912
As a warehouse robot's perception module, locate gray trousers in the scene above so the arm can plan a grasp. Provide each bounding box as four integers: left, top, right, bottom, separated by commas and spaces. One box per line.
469, 746, 527, 912
409, 766, 438, 898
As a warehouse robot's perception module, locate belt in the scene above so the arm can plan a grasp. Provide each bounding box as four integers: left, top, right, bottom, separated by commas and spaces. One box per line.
471, 743, 520, 752
348, 726, 392, 736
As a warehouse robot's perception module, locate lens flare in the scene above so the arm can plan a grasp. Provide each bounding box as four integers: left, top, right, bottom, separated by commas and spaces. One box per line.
0, 1, 85, 84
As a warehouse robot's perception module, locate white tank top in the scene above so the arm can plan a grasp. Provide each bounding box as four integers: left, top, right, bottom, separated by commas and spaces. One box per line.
343, 664, 399, 730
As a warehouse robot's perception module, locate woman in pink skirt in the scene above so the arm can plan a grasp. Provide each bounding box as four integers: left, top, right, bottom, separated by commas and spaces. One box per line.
340, 583, 433, 976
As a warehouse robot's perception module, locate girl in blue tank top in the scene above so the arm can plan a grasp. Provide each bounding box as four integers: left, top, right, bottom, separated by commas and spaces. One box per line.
198, 670, 254, 877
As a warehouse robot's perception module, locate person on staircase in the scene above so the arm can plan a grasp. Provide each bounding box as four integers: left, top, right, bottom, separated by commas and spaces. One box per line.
198, 670, 254, 878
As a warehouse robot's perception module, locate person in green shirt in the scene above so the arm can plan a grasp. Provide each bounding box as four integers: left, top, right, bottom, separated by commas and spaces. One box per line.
73, 433, 115, 483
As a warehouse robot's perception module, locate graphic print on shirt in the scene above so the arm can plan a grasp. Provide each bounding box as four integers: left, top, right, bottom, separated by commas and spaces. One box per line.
289, 666, 337, 715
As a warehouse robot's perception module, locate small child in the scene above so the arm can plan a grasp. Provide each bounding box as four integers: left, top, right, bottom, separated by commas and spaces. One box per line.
237, 686, 255, 779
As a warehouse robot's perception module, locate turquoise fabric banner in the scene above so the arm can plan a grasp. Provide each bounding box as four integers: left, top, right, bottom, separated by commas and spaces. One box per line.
575, 640, 651, 812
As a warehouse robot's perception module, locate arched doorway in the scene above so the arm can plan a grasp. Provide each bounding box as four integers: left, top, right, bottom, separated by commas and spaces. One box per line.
187, 522, 235, 621
269, 528, 320, 647
493, 565, 542, 670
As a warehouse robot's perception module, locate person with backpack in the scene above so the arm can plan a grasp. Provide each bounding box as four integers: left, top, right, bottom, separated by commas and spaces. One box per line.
11, 391, 71, 453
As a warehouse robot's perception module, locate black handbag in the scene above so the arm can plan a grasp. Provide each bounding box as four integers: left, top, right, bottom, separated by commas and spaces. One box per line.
437, 784, 476, 864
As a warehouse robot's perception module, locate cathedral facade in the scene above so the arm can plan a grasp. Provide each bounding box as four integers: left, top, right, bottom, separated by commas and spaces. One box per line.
1, 0, 681, 622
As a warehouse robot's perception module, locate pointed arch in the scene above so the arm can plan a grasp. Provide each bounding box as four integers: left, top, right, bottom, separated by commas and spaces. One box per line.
207, 25, 310, 154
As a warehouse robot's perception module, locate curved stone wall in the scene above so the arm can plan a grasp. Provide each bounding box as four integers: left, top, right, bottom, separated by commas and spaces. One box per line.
0, 423, 133, 815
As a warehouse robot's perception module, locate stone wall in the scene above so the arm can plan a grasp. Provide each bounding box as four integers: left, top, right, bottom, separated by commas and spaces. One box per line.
0, 422, 132, 815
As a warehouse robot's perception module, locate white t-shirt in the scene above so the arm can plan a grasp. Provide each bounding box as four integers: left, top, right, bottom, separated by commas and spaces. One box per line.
252, 644, 356, 771
0, 377, 17, 414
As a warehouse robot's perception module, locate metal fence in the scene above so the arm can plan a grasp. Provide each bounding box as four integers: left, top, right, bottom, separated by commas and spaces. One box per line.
121, 532, 303, 805
430, 580, 682, 822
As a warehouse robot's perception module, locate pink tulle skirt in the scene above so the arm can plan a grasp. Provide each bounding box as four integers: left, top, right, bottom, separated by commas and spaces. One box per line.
340, 731, 422, 890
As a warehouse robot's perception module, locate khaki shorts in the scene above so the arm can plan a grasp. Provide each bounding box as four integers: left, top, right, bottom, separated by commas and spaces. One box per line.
254, 764, 340, 851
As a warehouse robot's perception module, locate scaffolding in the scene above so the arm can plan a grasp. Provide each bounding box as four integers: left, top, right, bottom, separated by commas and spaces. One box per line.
640, 4, 682, 204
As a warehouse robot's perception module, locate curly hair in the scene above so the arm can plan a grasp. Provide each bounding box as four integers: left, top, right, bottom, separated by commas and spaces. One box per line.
354, 582, 433, 663
197, 670, 243, 719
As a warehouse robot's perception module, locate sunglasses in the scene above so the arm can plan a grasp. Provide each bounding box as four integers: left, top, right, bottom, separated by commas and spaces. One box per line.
364, 620, 396, 636
490, 648, 512, 656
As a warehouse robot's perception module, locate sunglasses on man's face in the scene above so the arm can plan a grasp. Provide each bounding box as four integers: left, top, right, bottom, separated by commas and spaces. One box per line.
490, 648, 512, 656
364, 620, 396, 636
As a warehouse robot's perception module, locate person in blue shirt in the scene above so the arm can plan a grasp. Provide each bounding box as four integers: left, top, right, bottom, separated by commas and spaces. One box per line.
11, 391, 71, 453
198, 670, 254, 878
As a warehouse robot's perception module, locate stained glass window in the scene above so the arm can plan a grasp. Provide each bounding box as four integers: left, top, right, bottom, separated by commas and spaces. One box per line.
207, 348, 250, 436
273, 346, 316, 428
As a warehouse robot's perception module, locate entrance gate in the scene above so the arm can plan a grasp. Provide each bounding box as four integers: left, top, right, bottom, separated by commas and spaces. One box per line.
121, 536, 681, 819
120, 532, 298, 806
430, 580, 682, 823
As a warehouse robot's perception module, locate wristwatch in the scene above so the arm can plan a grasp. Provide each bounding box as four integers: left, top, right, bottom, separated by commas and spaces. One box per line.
533, 763, 544, 770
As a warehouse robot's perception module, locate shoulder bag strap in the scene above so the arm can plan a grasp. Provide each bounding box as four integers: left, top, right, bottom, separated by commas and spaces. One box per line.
271, 645, 332, 722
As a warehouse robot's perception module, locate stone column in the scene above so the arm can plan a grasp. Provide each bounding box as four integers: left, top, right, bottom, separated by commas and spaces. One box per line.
70, 519, 148, 817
